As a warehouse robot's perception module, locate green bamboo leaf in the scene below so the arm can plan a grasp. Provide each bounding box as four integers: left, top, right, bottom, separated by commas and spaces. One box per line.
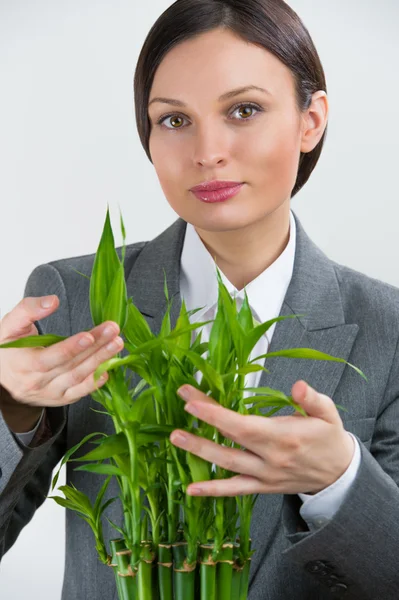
48, 496, 89, 516
98, 496, 118, 518
90, 205, 121, 326
173, 298, 192, 353
243, 315, 304, 361
0, 334, 67, 349
208, 309, 232, 373
123, 298, 154, 346
166, 320, 214, 340
51, 432, 106, 490
93, 475, 112, 517
233, 364, 267, 376
71, 432, 129, 462
184, 349, 225, 395
74, 463, 126, 477
57, 484, 93, 514
127, 387, 154, 423
243, 386, 291, 400
250, 348, 368, 381
70, 267, 90, 280
237, 288, 254, 333
102, 261, 128, 331
118, 203, 126, 266
187, 451, 212, 483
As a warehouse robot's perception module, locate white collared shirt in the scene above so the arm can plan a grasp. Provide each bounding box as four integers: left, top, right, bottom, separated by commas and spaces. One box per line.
180, 209, 361, 532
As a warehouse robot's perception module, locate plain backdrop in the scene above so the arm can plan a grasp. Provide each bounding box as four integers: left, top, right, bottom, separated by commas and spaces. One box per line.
1, 1, 398, 598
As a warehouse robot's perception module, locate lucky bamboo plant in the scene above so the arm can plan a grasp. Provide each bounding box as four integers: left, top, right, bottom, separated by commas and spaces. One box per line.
1, 206, 366, 600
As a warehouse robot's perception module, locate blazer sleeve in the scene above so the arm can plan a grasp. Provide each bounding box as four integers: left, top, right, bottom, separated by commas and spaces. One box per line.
281, 333, 399, 600
0, 263, 69, 559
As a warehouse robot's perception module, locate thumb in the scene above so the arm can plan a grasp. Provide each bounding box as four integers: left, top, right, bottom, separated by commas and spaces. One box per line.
291, 380, 341, 425
0, 295, 59, 342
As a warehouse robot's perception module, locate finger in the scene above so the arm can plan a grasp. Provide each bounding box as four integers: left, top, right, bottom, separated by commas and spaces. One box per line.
34, 321, 120, 373
0, 295, 59, 341
178, 387, 269, 451
187, 474, 265, 497
60, 369, 110, 405
51, 332, 124, 400
170, 430, 264, 478
291, 380, 341, 425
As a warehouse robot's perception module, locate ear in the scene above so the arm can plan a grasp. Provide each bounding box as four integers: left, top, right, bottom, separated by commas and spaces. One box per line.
300, 91, 329, 154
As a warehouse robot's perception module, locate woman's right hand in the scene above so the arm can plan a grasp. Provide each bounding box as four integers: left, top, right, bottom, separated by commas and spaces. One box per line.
0, 294, 124, 408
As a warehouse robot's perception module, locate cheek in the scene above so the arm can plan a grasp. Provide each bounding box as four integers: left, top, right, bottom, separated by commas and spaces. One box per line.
149, 133, 184, 197
246, 119, 301, 187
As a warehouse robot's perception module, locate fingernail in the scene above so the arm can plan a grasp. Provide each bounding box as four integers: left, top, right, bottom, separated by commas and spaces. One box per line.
188, 486, 202, 495
177, 385, 192, 401
41, 296, 53, 308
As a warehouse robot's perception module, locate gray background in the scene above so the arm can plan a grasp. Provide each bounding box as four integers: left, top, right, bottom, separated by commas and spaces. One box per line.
1, 1, 398, 598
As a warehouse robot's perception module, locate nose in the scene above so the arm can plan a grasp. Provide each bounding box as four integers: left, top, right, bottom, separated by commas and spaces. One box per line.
191, 123, 228, 168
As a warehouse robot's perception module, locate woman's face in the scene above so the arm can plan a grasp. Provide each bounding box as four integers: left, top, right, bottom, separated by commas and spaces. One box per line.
148, 27, 327, 233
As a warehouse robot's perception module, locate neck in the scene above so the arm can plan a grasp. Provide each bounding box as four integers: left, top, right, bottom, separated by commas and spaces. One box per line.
194, 201, 291, 291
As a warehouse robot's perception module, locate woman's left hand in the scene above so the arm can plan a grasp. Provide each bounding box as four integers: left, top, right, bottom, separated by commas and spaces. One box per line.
170, 380, 355, 497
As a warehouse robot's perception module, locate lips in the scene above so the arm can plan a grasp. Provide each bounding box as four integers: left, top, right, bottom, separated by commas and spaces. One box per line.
190, 180, 243, 193
190, 183, 244, 203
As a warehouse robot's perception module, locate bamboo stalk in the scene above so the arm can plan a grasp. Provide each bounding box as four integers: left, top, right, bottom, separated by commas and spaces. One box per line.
110, 538, 137, 600
216, 543, 234, 600
200, 544, 216, 600
158, 543, 173, 600
239, 559, 251, 600
138, 541, 157, 600
231, 542, 242, 600
172, 542, 196, 600
238, 538, 252, 600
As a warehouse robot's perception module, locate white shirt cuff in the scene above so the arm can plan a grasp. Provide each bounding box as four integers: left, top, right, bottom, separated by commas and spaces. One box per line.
13, 408, 45, 447
298, 432, 361, 531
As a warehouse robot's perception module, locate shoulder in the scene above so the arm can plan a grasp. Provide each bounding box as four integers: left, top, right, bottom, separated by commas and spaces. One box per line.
332, 260, 399, 335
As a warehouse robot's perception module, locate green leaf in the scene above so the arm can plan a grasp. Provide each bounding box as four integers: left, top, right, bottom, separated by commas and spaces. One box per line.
0, 334, 67, 349
236, 288, 254, 333
51, 432, 106, 490
102, 261, 128, 331
93, 475, 112, 517
123, 299, 154, 347
243, 315, 304, 361
74, 463, 126, 477
243, 387, 291, 400
90, 205, 121, 326
48, 495, 89, 516
57, 484, 93, 514
233, 364, 267, 376
70, 267, 90, 280
71, 432, 129, 462
187, 451, 212, 483
184, 350, 225, 395
250, 347, 368, 381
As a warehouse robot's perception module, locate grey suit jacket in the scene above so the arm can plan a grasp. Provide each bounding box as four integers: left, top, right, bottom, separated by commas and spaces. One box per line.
1, 211, 399, 600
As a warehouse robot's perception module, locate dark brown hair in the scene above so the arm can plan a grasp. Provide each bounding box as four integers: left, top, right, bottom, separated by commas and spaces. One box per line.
133, 0, 328, 198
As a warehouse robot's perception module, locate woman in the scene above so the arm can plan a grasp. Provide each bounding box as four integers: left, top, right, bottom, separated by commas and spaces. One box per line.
1, 1, 398, 599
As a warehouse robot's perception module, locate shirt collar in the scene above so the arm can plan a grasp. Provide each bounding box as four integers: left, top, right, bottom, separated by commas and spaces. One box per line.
180, 210, 296, 325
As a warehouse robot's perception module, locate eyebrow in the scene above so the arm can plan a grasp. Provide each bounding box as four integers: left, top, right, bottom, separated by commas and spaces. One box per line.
148, 85, 272, 108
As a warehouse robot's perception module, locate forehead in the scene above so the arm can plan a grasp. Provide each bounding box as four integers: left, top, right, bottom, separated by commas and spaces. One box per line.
149, 28, 295, 105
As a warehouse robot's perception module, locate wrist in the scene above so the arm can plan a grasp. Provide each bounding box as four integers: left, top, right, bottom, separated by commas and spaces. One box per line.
0, 384, 44, 432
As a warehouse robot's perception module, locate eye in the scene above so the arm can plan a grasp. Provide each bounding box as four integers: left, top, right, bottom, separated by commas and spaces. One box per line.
156, 102, 264, 130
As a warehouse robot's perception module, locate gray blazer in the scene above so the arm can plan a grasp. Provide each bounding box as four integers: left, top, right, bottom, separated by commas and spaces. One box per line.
1, 211, 399, 600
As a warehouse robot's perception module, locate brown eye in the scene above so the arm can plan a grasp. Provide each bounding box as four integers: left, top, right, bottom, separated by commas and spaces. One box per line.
170, 116, 184, 128
238, 106, 254, 119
